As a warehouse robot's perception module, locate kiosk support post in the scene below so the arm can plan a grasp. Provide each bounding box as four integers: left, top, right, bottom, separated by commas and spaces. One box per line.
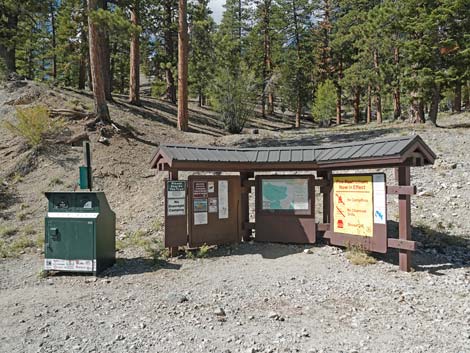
397, 166, 412, 272
169, 169, 179, 257
240, 172, 254, 241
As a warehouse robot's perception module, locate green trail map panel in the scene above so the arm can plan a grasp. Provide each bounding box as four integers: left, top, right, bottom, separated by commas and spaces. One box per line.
262, 179, 309, 210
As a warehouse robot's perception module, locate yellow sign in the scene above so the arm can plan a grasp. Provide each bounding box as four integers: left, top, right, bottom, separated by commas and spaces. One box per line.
333, 175, 373, 237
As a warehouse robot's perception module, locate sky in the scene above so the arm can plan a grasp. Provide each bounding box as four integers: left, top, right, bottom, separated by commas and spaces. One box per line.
209, 0, 225, 23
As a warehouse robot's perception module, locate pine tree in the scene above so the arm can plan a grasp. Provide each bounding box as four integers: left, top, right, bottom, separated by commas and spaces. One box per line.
275, 0, 314, 128
177, 0, 189, 131
188, 0, 215, 107
129, 0, 141, 105
87, 0, 110, 122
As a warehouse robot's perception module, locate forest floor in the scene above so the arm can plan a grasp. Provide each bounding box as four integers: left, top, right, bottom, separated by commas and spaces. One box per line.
0, 80, 469, 353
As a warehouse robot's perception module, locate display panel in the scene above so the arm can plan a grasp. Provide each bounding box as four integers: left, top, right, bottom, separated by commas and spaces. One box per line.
261, 178, 309, 210
332, 175, 374, 237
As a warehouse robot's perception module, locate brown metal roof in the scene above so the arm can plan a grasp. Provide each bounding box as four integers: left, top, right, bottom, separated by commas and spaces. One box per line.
150, 135, 436, 172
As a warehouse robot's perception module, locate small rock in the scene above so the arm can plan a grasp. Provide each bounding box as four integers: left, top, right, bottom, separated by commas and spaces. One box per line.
268, 311, 279, 320
303, 248, 313, 254
115, 334, 125, 341
214, 307, 226, 317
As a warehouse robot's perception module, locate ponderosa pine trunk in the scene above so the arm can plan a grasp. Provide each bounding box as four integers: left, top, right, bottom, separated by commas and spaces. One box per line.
50, 1, 57, 80
198, 89, 203, 107
367, 85, 372, 124
261, 0, 272, 117
295, 92, 301, 128
393, 46, 401, 119
375, 94, 382, 123
177, 0, 189, 131
353, 88, 360, 124
336, 87, 342, 125
96, 0, 112, 100
0, 13, 18, 74
393, 89, 401, 119
79, 56, 86, 89
336, 59, 343, 125
373, 50, 382, 123
464, 81, 470, 110
292, 0, 302, 128
129, 0, 141, 105
87, 0, 110, 122
428, 83, 440, 126
453, 80, 461, 113
164, 0, 176, 103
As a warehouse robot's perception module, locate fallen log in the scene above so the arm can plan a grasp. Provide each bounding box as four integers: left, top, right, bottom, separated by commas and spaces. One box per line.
49, 109, 96, 120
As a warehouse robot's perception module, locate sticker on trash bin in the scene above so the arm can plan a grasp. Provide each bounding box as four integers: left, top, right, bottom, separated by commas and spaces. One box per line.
44, 259, 95, 272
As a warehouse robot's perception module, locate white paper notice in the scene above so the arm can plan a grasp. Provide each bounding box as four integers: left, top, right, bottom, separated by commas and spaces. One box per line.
218, 180, 229, 219
373, 174, 386, 224
194, 212, 208, 225
208, 181, 215, 193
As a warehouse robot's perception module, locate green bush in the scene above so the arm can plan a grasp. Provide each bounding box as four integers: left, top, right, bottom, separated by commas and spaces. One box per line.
312, 80, 337, 122
210, 66, 256, 134
4, 106, 64, 147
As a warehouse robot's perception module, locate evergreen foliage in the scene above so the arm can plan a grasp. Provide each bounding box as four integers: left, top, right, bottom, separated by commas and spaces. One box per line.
0, 0, 469, 130
312, 79, 337, 121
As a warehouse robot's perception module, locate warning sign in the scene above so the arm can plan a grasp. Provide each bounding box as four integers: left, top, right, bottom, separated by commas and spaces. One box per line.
333, 175, 374, 237
193, 181, 208, 198
167, 180, 186, 216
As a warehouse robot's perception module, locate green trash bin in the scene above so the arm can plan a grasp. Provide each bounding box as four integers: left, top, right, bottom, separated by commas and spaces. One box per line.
44, 191, 116, 275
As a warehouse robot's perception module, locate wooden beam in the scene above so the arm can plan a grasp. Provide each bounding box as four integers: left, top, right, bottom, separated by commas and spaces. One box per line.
386, 185, 417, 195
388, 238, 417, 251
397, 166, 412, 272
244, 222, 255, 230
240, 172, 254, 241
242, 179, 255, 188
312, 179, 330, 187
317, 223, 330, 231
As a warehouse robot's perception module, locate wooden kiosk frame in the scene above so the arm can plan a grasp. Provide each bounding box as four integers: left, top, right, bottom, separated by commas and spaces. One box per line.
151, 135, 436, 272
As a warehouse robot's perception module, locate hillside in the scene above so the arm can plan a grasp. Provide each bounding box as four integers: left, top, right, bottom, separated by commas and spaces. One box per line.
1, 81, 470, 353
1, 80, 470, 259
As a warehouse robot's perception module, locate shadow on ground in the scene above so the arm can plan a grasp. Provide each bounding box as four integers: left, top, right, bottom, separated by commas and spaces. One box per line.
375, 220, 470, 274
235, 127, 408, 148
188, 220, 469, 275
193, 241, 306, 260
101, 257, 182, 277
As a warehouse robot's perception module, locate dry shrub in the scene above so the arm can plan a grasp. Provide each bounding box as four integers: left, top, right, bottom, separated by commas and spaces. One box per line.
4, 106, 64, 147
345, 244, 377, 266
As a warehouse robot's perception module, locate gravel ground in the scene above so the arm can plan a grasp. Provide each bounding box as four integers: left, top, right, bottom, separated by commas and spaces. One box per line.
0, 243, 469, 353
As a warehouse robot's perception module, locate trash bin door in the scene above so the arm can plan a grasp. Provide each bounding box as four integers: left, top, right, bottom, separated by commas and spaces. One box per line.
45, 219, 95, 271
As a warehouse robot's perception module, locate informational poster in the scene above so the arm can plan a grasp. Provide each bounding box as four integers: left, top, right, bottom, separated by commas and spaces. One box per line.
208, 198, 218, 213
194, 212, 208, 225
208, 181, 215, 193
167, 180, 186, 216
167, 198, 185, 216
373, 174, 386, 224
193, 181, 208, 198
218, 180, 229, 219
333, 175, 373, 237
193, 199, 208, 212
261, 178, 309, 210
